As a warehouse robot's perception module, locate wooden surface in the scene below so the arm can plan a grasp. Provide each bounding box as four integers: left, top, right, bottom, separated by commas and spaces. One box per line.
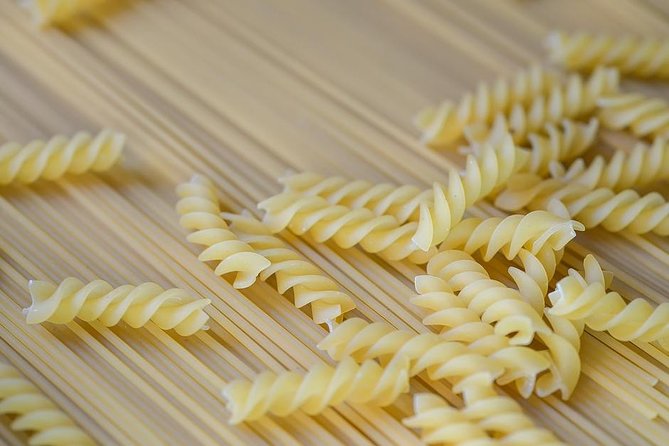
1, 0, 669, 445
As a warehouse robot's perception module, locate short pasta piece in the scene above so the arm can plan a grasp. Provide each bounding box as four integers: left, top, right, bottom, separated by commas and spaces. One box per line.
25, 277, 211, 336
22, 0, 105, 27
0, 129, 124, 185
546, 31, 669, 79
222, 356, 410, 424
597, 93, 669, 140
0, 362, 95, 446
176, 175, 271, 288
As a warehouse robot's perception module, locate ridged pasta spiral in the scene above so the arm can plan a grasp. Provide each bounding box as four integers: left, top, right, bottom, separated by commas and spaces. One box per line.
546, 31, 669, 79
495, 173, 669, 235
176, 175, 271, 288
548, 255, 669, 349
317, 318, 553, 399
405, 373, 567, 445
0, 362, 95, 446
0, 129, 124, 185
258, 192, 435, 263
222, 356, 410, 424
597, 93, 669, 140
221, 211, 356, 325
414, 65, 558, 146
25, 278, 211, 336
22, 0, 104, 26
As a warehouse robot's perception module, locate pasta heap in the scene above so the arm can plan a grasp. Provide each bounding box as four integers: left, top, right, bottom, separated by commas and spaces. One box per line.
597, 93, 669, 140
0, 362, 94, 446
25, 278, 211, 336
0, 129, 124, 185
176, 175, 271, 288
404, 373, 567, 445
22, 0, 104, 26
222, 356, 410, 424
546, 31, 669, 79
548, 255, 669, 349
222, 211, 356, 326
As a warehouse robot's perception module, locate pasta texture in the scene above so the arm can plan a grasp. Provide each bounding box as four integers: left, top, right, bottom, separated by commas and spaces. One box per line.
549, 255, 669, 349
414, 65, 558, 146
25, 278, 211, 336
546, 31, 669, 79
0, 129, 124, 185
222, 356, 410, 424
22, 0, 105, 26
404, 373, 566, 445
176, 175, 271, 288
0, 362, 95, 446
597, 93, 669, 140
222, 211, 356, 325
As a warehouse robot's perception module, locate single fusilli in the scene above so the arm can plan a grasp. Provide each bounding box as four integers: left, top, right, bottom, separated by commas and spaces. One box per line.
0, 129, 124, 185
25, 278, 211, 336
548, 255, 669, 349
222, 211, 356, 326
597, 93, 669, 140
0, 362, 95, 446
176, 175, 271, 288
22, 0, 104, 26
546, 31, 669, 79
222, 356, 410, 424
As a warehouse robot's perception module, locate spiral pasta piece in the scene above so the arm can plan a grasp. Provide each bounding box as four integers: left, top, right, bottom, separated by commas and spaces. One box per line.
222, 356, 410, 423
24, 278, 211, 336
546, 31, 669, 79
405, 373, 567, 445
22, 0, 105, 26
414, 65, 558, 146
597, 93, 669, 140
221, 211, 355, 325
0, 362, 95, 446
548, 255, 669, 349
176, 175, 271, 288
0, 130, 124, 185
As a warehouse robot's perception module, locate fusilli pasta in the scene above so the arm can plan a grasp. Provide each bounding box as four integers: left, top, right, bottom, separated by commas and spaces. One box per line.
0, 362, 95, 446
547, 31, 669, 79
176, 175, 271, 288
25, 278, 211, 336
597, 93, 669, 140
222, 356, 410, 424
0, 129, 124, 185
22, 0, 104, 26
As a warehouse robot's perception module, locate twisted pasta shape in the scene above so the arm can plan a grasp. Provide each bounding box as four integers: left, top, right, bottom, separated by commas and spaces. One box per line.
25, 278, 211, 336
221, 211, 356, 325
405, 374, 567, 445
548, 255, 669, 349
414, 65, 558, 146
22, 0, 105, 26
0, 129, 124, 185
495, 173, 669, 235
176, 175, 271, 288
597, 93, 669, 140
0, 362, 94, 446
546, 31, 669, 79
222, 356, 410, 423
258, 192, 435, 263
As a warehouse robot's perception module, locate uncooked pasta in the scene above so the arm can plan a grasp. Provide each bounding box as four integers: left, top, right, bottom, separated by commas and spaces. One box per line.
21, 0, 104, 26
597, 93, 669, 140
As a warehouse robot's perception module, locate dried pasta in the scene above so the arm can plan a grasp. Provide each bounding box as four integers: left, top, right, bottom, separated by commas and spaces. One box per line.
21, 0, 104, 26
414, 64, 558, 146
548, 255, 669, 349
25, 277, 211, 336
0, 362, 95, 446
222, 356, 410, 424
405, 373, 566, 445
176, 175, 271, 288
0, 129, 124, 185
546, 31, 669, 79
222, 211, 356, 325
597, 93, 669, 140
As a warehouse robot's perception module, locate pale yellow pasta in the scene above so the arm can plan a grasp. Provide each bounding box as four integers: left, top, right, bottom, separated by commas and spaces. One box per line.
598, 93, 669, 140
414, 65, 558, 146
222, 356, 410, 424
25, 277, 210, 336
22, 0, 104, 26
546, 31, 669, 79
549, 255, 669, 349
495, 173, 669, 235
176, 175, 271, 288
222, 211, 356, 326
0, 362, 95, 446
0, 129, 124, 185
